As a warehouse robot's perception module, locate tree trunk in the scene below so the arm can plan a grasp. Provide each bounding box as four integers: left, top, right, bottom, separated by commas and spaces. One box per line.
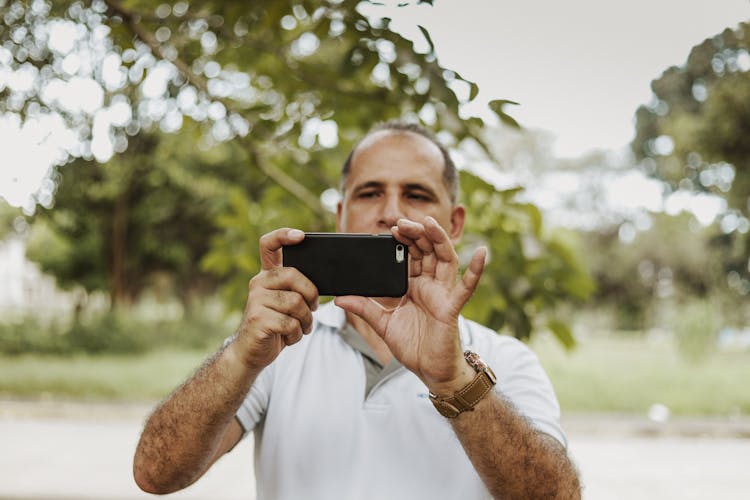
111, 192, 129, 308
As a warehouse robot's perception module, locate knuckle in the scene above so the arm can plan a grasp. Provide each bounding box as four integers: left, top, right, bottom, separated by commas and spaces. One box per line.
282, 266, 301, 281
289, 292, 306, 310
248, 274, 261, 291
277, 314, 300, 334
301, 313, 314, 334
249, 269, 272, 290
285, 330, 303, 345
258, 231, 274, 247
266, 267, 282, 279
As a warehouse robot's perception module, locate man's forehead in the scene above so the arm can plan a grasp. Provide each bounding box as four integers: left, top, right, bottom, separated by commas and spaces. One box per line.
355, 129, 441, 157
340, 128, 455, 202
348, 130, 444, 179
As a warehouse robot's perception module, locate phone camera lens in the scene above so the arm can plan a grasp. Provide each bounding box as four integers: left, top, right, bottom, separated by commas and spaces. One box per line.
395, 244, 405, 263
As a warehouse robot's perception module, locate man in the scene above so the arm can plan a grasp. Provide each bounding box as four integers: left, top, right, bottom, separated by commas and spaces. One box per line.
133, 122, 581, 499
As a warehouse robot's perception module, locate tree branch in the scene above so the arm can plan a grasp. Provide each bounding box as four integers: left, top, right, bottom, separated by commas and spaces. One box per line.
102, 0, 327, 218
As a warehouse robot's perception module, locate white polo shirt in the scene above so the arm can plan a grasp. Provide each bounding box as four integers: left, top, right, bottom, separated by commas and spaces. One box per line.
235, 302, 565, 500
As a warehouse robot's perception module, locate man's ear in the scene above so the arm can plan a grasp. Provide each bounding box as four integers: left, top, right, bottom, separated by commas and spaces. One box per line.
336, 202, 343, 232
449, 204, 466, 243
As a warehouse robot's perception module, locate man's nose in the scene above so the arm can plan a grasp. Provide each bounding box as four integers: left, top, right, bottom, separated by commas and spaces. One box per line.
379, 194, 405, 228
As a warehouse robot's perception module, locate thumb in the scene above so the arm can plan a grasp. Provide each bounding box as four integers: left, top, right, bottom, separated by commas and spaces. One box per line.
334, 296, 392, 337
259, 228, 305, 270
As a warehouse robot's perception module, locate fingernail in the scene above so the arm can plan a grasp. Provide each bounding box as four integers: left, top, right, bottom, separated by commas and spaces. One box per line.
288, 229, 304, 239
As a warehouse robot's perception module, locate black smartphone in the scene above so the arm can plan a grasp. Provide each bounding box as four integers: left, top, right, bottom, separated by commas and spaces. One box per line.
282, 233, 408, 297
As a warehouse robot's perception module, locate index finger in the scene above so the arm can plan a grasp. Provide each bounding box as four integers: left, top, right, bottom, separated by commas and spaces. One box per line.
259, 228, 305, 270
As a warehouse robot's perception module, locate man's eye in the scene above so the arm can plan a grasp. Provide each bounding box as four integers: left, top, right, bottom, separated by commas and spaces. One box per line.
358, 191, 379, 198
407, 193, 430, 201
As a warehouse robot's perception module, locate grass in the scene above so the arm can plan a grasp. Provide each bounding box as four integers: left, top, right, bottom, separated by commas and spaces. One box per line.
2, 335, 750, 416
532, 333, 750, 416
0, 349, 209, 400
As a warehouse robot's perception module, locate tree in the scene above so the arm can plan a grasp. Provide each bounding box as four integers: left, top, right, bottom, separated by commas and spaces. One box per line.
25, 123, 258, 306
2, 0, 592, 344
579, 211, 750, 330
0, 200, 21, 239
459, 173, 594, 345
632, 21, 750, 298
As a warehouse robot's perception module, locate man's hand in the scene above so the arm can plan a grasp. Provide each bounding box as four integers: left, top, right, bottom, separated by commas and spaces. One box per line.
231, 228, 319, 369
334, 216, 486, 393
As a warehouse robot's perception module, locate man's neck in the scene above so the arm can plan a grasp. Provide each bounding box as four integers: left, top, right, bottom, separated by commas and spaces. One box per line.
345, 310, 394, 366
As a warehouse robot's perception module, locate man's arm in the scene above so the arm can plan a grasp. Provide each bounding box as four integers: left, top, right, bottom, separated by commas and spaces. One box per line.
133, 228, 318, 494
425, 344, 580, 500
447, 390, 580, 499
132, 341, 257, 493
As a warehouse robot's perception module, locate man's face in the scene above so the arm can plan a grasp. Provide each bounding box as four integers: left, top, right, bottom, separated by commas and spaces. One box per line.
337, 130, 465, 242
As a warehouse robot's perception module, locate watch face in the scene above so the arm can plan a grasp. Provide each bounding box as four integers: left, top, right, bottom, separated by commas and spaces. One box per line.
464, 350, 488, 372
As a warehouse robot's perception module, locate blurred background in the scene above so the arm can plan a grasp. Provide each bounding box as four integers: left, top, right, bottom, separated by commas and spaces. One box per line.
1, 1, 749, 499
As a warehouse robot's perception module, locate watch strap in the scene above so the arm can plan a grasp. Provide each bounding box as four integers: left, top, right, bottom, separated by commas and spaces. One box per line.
429, 351, 497, 418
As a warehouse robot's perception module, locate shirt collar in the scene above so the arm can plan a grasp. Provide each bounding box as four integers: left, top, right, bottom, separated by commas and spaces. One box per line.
314, 300, 347, 330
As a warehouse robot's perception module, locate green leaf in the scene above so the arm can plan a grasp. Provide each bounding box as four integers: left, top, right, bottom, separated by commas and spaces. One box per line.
468, 81, 479, 101
547, 319, 576, 350
488, 99, 521, 129
417, 25, 435, 54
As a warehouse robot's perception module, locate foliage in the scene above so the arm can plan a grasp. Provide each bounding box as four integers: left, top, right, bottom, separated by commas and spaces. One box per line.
1, 0, 592, 345
26, 123, 258, 304
671, 298, 720, 363
459, 173, 594, 345
0, 199, 24, 239
577, 211, 748, 330
200, 184, 327, 312
0, 310, 228, 355
0, 317, 69, 355
3, 0, 491, 302
0, 349, 208, 399
632, 21, 750, 298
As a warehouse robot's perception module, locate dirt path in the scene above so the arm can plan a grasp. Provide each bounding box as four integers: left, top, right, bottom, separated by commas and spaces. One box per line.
2, 400, 749, 499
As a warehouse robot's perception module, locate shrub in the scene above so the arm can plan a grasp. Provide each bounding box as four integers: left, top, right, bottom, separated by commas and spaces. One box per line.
672, 299, 721, 363
0, 311, 231, 356
0, 318, 69, 355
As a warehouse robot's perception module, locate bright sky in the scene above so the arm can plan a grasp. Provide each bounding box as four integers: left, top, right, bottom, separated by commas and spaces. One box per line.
381, 0, 750, 158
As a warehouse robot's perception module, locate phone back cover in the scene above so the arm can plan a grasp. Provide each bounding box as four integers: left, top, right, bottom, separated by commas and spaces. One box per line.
282, 233, 408, 297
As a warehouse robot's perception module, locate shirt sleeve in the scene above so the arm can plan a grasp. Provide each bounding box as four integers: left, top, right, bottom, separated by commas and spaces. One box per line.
218, 334, 274, 435
461, 318, 567, 448
495, 341, 567, 448
235, 362, 274, 435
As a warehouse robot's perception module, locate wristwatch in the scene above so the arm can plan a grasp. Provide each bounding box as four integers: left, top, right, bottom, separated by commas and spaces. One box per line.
429, 351, 497, 418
